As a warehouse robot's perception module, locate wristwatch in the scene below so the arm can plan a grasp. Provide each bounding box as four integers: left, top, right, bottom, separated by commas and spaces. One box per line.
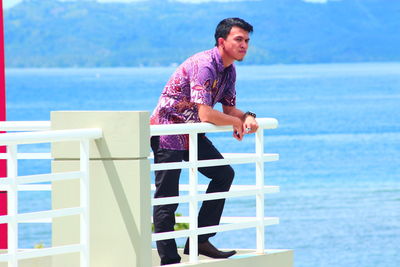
244, 111, 256, 118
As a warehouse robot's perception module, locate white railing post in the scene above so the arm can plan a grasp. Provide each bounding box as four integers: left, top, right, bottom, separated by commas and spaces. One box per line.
188, 133, 199, 263
255, 128, 265, 253
7, 144, 18, 267
80, 140, 90, 267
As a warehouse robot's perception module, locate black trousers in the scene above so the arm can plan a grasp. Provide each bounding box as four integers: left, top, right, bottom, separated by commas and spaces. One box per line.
151, 134, 235, 265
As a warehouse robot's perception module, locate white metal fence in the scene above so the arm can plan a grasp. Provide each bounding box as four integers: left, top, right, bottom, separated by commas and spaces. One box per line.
150, 118, 279, 263
0, 118, 279, 266
0, 122, 102, 267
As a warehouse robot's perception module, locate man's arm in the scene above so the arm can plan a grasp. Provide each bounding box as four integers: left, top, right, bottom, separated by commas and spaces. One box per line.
222, 105, 245, 119
198, 104, 244, 140
197, 104, 259, 140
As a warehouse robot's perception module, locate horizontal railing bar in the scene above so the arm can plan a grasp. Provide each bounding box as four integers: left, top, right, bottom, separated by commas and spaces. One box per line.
0, 244, 83, 262
0, 254, 8, 262
0, 171, 83, 188
152, 215, 279, 224
0, 253, 9, 262
0, 153, 52, 160
152, 217, 279, 241
153, 230, 191, 242
152, 161, 188, 171
151, 153, 279, 171
149, 152, 278, 160
17, 244, 83, 260
151, 186, 279, 206
151, 123, 231, 136
17, 171, 82, 185
224, 153, 278, 160
0, 128, 102, 145
196, 217, 279, 235
151, 184, 279, 192
0, 121, 51, 132
0, 184, 52, 191
150, 118, 278, 136
0, 207, 83, 224
0, 118, 278, 135
19, 153, 52, 160
196, 188, 275, 202
175, 216, 275, 224
152, 195, 191, 206
17, 207, 84, 222
19, 218, 52, 223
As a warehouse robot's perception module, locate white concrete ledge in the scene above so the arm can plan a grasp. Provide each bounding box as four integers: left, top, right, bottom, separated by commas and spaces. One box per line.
152, 249, 293, 267
2, 249, 293, 267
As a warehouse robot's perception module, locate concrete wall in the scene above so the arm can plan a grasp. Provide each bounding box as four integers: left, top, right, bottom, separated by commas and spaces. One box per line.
51, 111, 151, 267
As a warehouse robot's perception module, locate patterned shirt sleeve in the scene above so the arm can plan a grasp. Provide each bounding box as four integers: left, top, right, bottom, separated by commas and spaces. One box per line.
190, 66, 213, 106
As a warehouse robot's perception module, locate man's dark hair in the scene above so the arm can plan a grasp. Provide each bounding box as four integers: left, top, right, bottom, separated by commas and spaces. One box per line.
214, 18, 253, 46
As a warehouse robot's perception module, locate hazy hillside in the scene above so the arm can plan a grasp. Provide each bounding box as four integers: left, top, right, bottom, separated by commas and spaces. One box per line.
4, 0, 400, 67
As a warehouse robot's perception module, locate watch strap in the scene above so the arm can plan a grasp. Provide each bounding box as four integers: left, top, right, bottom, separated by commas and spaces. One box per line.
244, 111, 256, 118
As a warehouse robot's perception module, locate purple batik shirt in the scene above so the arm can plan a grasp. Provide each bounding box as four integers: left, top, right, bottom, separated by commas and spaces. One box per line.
150, 47, 236, 150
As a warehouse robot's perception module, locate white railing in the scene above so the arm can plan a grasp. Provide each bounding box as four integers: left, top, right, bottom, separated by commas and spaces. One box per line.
150, 118, 279, 264
0, 121, 52, 193
0, 118, 280, 265
0, 125, 102, 267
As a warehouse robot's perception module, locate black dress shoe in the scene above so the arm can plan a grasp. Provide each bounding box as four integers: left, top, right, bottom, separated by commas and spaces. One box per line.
184, 240, 237, 259
160, 259, 181, 266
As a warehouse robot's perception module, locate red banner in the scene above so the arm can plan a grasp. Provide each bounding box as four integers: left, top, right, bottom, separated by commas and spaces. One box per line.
0, 0, 8, 249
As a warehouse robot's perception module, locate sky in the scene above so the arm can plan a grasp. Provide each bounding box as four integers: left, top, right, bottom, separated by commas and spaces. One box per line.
0, 0, 241, 10
3, 0, 23, 9
2, 0, 330, 9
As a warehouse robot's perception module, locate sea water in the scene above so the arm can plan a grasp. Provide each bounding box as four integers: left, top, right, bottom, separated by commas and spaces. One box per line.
5, 63, 400, 267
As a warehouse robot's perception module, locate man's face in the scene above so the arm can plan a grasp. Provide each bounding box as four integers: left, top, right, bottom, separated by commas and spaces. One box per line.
220, 26, 250, 62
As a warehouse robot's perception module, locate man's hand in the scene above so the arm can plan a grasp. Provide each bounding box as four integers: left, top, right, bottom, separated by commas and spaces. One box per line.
243, 115, 258, 134
233, 117, 244, 141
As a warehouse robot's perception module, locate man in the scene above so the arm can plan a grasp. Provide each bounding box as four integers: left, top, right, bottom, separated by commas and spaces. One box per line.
150, 17, 258, 265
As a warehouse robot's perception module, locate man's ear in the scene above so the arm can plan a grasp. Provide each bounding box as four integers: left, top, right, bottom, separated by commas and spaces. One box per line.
218, 37, 225, 48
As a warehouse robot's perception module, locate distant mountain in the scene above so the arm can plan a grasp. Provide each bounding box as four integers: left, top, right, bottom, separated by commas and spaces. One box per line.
4, 0, 400, 67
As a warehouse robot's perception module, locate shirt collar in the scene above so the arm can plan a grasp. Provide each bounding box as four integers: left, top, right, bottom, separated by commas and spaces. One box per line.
212, 46, 227, 73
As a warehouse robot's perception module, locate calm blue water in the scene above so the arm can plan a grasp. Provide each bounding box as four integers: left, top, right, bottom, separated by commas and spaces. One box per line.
5, 63, 400, 267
